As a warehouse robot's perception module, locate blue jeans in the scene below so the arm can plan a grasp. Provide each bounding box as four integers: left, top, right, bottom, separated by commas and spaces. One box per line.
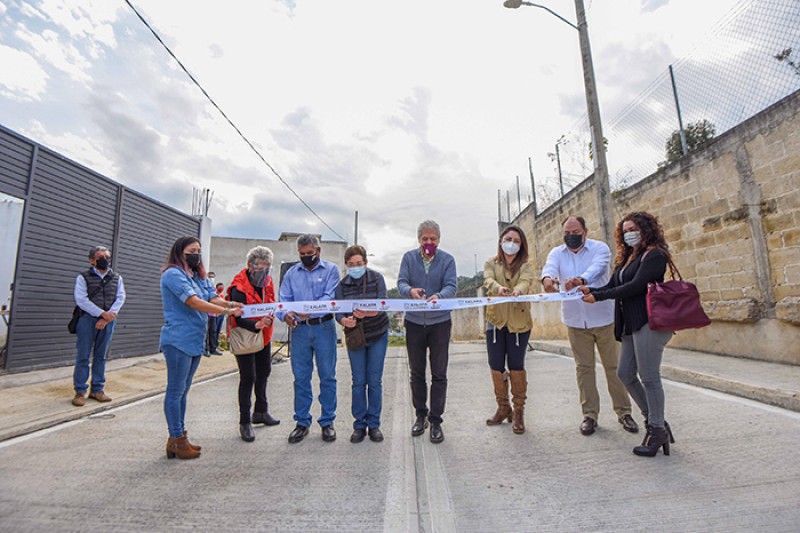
347, 331, 389, 430
163, 345, 202, 438
73, 314, 116, 394
207, 315, 224, 352
290, 319, 337, 427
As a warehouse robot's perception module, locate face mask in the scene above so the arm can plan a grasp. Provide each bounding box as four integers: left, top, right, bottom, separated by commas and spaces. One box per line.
348, 266, 366, 279
95, 257, 109, 270
623, 231, 642, 247
422, 243, 437, 256
249, 270, 267, 287
216, 287, 224, 294
185, 253, 201, 269
501, 241, 520, 255
300, 254, 318, 268
564, 234, 584, 250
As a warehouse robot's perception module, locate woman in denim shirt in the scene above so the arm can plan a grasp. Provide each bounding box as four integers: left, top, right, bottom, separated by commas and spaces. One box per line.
160, 236, 242, 459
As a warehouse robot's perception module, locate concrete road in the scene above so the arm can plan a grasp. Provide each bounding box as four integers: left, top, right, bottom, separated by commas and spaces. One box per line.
1, 345, 799, 532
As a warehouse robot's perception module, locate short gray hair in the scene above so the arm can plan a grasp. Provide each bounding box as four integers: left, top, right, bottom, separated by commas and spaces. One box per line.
296, 234, 321, 249
246, 246, 273, 265
88, 245, 109, 259
417, 220, 441, 239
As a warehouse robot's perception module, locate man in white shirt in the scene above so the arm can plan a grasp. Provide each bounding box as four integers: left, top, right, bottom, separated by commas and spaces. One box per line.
72, 245, 125, 406
541, 216, 638, 436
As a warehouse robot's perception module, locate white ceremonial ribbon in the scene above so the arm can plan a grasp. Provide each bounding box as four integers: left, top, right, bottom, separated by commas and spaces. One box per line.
240, 289, 583, 318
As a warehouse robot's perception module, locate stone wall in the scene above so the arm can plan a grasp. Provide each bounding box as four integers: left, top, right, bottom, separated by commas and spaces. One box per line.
495, 89, 800, 364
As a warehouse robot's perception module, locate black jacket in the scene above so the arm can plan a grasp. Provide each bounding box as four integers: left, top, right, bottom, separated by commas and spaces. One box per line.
335, 269, 389, 344
590, 248, 668, 340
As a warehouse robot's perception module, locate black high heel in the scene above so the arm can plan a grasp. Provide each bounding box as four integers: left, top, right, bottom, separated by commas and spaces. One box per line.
633, 426, 670, 457
644, 419, 676, 444
664, 421, 675, 444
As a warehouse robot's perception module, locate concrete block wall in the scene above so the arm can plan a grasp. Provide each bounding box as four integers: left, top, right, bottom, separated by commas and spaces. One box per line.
502, 89, 800, 364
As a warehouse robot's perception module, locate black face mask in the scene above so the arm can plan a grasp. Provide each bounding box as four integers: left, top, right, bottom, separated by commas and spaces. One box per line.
185, 253, 202, 269
95, 257, 109, 270
300, 254, 318, 268
564, 234, 584, 250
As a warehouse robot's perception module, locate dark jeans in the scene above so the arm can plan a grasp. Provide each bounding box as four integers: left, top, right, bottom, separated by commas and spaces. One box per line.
207, 315, 224, 352
405, 319, 452, 425
486, 326, 530, 372
235, 345, 272, 424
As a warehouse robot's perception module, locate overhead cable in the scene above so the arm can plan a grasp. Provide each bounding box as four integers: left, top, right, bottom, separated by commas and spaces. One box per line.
124, 0, 345, 241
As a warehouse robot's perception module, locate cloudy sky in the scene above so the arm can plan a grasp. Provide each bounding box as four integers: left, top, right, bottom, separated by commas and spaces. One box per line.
0, 0, 745, 283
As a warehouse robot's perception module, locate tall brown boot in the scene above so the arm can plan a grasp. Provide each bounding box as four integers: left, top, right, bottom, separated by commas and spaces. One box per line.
183, 431, 201, 451
509, 370, 527, 434
166, 436, 201, 460
486, 370, 512, 425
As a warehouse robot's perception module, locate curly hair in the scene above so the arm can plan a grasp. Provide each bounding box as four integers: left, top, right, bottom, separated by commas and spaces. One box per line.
614, 211, 672, 268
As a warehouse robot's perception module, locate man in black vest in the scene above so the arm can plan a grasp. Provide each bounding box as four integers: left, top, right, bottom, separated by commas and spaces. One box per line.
72, 246, 126, 407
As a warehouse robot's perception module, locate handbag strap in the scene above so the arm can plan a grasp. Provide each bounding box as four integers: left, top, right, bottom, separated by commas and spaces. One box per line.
641, 248, 682, 281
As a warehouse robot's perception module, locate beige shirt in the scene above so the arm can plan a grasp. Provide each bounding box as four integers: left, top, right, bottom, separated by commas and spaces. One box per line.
483, 258, 534, 333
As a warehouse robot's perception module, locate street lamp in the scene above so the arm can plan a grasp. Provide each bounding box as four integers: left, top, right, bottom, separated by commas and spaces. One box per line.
503, 0, 616, 249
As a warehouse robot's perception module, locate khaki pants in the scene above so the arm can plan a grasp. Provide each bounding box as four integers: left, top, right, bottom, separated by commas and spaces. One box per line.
567, 324, 631, 420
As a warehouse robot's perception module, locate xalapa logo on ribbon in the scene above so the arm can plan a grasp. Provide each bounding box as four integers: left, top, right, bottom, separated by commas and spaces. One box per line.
239, 290, 583, 319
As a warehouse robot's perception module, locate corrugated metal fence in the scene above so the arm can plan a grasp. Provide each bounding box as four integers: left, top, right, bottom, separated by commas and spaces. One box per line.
0, 124, 200, 372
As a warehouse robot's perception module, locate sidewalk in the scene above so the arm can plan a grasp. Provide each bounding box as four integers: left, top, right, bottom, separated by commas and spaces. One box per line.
1, 340, 798, 442
0, 352, 240, 442
530, 339, 800, 412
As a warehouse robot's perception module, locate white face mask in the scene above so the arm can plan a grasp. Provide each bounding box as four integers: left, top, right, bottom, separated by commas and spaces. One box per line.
501, 241, 521, 255
623, 231, 642, 247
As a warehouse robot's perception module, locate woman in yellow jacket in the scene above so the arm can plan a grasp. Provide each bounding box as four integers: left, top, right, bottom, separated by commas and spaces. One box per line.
483, 225, 534, 434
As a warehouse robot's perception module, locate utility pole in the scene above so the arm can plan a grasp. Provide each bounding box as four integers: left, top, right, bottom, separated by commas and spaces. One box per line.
574, 0, 615, 249
354, 210, 358, 245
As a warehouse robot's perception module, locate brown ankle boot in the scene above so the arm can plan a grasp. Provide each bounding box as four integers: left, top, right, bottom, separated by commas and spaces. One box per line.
183, 431, 201, 451
486, 370, 512, 425
166, 436, 201, 459
509, 370, 527, 434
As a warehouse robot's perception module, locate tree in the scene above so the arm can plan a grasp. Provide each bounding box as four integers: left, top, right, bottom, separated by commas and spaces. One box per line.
774, 48, 800, 77
588, 136, 608, 161
664, 119, 716, 163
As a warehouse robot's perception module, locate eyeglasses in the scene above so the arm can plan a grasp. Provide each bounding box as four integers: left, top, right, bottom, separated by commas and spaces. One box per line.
346, 262, 365, 268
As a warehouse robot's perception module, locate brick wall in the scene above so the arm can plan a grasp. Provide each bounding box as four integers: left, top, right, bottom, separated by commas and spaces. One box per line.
500, 89, 800, 364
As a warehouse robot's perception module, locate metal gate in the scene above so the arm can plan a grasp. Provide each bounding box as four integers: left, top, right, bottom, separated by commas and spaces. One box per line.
0, 124, 200, 372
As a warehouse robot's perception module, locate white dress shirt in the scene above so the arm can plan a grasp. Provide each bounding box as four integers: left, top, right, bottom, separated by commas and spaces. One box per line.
540, 238, 615, 329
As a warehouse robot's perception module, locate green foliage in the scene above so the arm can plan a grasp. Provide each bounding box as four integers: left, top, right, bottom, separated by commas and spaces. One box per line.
775, 48, 800, 76
588, 137, 608, 161
457, 273, 484, 294
388, 335, 406, 347
664, 119, 716, 163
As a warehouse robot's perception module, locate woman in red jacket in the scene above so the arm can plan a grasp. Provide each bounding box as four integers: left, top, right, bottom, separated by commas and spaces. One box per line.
228, 246, 280, 442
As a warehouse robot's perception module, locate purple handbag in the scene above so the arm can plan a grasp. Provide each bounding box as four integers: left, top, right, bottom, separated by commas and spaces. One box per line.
646, 260, 711, 331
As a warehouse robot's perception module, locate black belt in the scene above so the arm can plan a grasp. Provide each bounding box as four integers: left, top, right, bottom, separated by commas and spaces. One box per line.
298, 314, 333, 326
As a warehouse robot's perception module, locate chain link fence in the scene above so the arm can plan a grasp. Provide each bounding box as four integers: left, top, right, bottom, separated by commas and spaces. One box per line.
500, 0, 800, 221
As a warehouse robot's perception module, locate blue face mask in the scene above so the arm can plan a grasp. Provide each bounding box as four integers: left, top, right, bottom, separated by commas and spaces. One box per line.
348, 266, 366, 279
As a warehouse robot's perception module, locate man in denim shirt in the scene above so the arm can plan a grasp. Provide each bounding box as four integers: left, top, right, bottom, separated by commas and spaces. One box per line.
278, 234, 341, 444
397, 220, 458, 443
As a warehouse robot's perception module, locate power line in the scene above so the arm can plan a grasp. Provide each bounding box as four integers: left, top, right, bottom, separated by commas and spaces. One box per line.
123, 0, 346, 241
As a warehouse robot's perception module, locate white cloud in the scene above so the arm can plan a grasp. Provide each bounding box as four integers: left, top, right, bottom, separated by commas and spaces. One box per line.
0, 44, 48, 99
0, 0, 769, 281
